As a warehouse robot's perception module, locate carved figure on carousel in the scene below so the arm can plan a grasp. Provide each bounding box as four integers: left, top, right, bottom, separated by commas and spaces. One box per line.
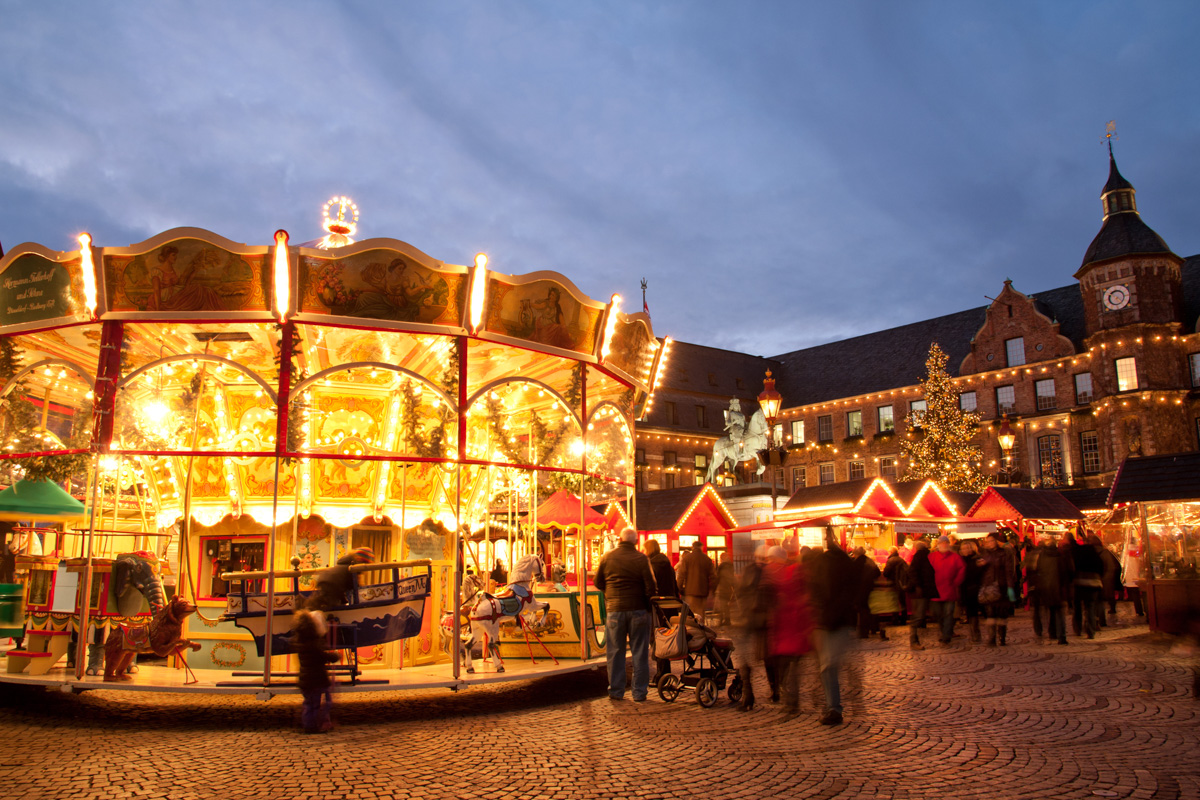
103, 594, 201, 683
440, 554, 558, 673
83, 552, 164, 676
706, 398, 769, 483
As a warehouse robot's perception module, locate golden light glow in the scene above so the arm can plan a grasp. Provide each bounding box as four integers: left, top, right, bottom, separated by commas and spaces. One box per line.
469, 252, 489, 333
273, 229, 290, 320
600, 294, 622, 362
77, 233, 97, 316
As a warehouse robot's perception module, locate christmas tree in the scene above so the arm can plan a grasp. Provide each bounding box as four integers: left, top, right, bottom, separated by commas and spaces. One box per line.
900, 343, 989, 491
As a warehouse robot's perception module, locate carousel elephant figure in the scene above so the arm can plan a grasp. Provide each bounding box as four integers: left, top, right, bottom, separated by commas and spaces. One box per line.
86, 554, 165, 676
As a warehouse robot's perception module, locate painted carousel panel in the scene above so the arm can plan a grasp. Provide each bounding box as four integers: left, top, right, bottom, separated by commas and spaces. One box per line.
297, 248, 467, 325
483, 278, 602, 356
104, 239, 270, 314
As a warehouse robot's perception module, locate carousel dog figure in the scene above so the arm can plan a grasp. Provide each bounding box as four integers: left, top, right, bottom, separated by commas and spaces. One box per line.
461, 554, 556, 673
103, 595, 202, 683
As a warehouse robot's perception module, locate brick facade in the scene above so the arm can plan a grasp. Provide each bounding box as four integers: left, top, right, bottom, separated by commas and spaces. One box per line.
637, 154, 1200, 498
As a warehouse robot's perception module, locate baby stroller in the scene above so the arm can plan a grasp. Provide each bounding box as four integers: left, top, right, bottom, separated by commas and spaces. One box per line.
650, 597, 739, 707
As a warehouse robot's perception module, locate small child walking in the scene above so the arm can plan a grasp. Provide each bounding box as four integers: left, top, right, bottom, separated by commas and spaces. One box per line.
292, 608, 337, 733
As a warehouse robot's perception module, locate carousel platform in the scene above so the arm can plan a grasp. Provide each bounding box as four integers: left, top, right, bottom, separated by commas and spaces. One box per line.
0, 651, 608, 698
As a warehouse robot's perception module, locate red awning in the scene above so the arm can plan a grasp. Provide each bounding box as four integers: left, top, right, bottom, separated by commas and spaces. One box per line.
535, 490, 607, 532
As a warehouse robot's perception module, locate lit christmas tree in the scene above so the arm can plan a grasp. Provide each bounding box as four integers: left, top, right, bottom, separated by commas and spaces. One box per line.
900, 343, 989, 491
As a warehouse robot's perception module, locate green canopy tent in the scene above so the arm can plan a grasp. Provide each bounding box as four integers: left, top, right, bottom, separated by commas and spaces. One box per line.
0, 479, 86, 522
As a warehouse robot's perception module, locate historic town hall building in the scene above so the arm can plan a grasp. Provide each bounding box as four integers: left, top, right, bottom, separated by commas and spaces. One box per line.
636, 151, 1200, 496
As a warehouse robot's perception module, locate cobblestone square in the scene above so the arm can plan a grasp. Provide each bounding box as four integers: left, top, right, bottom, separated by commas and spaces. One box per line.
1, 614, 1196, 800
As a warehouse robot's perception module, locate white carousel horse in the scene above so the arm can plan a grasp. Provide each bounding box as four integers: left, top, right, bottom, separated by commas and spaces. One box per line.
706, 406, 769, 483
461, 554, 553, 673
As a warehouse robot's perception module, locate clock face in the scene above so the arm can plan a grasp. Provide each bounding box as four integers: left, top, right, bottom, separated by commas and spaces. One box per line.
1103, 284, 1130, 311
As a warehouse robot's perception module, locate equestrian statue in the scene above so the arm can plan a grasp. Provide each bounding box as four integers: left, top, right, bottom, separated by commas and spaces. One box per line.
706, 398, 769, 483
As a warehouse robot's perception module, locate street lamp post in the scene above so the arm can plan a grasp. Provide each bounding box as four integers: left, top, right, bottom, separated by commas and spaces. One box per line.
756, 370, 788, 513
997, 415, 1016, 486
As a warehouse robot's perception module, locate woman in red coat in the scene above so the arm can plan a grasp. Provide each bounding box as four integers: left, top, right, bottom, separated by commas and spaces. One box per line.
763, 546, 815, 714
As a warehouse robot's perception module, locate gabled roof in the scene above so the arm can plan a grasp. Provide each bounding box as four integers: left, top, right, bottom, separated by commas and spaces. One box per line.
634, 484, 737, 532
966, 486, 1084, 522
1107, 452, 1200, 504
781, 477, 876, 516
635, 485, 706, 531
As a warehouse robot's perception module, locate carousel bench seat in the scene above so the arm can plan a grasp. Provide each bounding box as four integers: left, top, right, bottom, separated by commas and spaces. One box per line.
6, 627, 72, 674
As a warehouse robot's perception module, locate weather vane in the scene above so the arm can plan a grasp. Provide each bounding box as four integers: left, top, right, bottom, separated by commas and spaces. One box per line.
1103, 120, 1118, 154
319, 195, 359, 249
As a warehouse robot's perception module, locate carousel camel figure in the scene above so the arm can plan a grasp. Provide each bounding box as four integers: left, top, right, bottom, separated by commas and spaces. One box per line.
706, 399, 769, 483
103, 594, 202, 683
449, 554, 557, 673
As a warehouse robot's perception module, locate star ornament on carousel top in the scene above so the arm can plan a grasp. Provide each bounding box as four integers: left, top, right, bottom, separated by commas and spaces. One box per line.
319, 195, 359, 249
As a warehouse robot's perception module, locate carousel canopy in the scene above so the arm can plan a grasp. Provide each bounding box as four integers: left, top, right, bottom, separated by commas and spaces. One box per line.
535, 490, 607, 532
0, 479, 87, 522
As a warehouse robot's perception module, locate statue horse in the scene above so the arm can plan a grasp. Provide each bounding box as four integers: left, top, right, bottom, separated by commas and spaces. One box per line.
103, 594, 201, 683
706, 407, 769, 483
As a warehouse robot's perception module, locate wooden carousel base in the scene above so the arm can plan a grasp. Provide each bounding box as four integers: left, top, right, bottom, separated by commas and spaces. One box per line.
0, 651, 607, 699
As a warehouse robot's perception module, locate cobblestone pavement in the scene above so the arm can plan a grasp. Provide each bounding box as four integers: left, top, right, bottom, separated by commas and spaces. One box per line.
1, 612, 1197, 800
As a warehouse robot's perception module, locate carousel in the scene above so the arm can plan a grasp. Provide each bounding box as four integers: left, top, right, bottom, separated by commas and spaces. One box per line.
0, 198, 657, 695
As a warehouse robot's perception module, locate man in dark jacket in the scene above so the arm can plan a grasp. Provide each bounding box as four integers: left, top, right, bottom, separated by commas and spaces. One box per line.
595, 527, 657, 701
906, 541, 937, 650
808, 528, 858, 725
676, 541, 716, 624
1071, 531, 1104, 639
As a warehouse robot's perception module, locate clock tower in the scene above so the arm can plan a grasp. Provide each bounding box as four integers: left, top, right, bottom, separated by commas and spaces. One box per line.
1075, 144, 1184, 335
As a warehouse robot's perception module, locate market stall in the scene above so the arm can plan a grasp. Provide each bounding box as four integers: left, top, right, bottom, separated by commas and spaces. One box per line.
965, 486, 1084, 544
1106, 452, 1200, 635
0, 207, 655, 691
636, 484, 738, 565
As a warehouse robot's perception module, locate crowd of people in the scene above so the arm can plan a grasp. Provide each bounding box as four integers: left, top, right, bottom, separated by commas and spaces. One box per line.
592, 523, 1144, 725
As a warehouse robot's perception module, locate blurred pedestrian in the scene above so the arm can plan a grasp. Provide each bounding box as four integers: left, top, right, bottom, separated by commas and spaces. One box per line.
306, 547, 376, 612
488, 559, 507, 591
676, 541, 716, 624
976, 532, 1018, 646
1032, 535, 1072, 645
1070, 528, 1104, 639
882, 547, 909, 626
929, 535, 965, 646
958, 540, 985, 642
809, 528, 857, 725
1097, 538, 1121, 625
730, 546, 770, 711
763, 546, 813, 715
851, 547, 886, 641
292, 608, 337, 733
595, 527, 657, 701
1123, 544, 1146, 618
643, 538, 677, 680
715, 552, 736, 626
906, 540, 936, 650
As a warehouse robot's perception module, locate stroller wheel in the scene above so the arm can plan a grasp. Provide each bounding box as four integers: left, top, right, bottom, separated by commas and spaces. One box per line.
696, 677, 718, 708
728, 675, 744, 704
658, 673, 682, 703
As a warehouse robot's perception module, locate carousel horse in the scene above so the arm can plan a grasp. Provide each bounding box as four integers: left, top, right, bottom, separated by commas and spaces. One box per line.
706, 404, 769, 483
462, 554, 555, 673
103, 594, 201, 683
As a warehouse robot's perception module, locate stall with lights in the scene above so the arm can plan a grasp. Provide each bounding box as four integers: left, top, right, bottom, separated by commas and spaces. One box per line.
635, 483, 739, 564
0, 198, 655, 688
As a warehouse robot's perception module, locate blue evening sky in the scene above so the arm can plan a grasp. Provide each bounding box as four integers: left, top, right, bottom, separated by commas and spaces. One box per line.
1, 1, 1196, 355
